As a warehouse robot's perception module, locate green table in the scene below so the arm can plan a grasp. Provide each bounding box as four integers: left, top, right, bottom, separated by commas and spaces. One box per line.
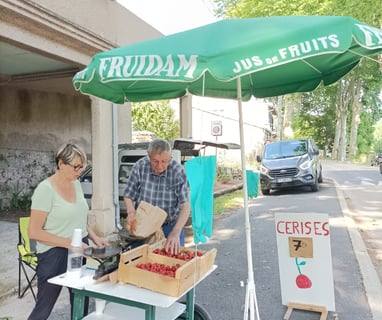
48, 266, 216, 320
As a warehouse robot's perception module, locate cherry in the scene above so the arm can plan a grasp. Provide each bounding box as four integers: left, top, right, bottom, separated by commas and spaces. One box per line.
296, 274, 312, 289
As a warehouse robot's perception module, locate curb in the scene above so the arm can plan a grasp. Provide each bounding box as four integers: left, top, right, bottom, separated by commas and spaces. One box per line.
332, 179, 382, 320
214, 183, 243, 197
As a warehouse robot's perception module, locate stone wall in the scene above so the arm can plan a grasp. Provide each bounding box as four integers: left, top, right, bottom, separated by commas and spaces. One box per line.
0, 148, 54, 209
0, 87, 91, 151
0, 86, 91, 209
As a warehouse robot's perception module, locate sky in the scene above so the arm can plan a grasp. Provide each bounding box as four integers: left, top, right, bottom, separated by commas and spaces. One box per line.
115, 0, 269, 151
117, 0, 219, 35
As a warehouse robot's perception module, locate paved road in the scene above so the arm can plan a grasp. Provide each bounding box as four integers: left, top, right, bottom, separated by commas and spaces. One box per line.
193, 168, 378, 320
324, 160, 382, 281
1, 160, 381, 319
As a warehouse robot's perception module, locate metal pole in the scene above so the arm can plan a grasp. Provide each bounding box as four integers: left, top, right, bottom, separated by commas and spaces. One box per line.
236, 78, 260, 320
112, 104, 122, 230
277, 96, 283, 141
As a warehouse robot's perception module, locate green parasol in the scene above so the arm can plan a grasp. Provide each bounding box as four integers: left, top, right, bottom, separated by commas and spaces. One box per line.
74, 16, 381, 104
73, 16, 382, 320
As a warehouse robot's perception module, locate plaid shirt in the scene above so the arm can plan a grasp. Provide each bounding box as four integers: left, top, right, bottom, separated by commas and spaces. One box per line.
123, 156, 189, 222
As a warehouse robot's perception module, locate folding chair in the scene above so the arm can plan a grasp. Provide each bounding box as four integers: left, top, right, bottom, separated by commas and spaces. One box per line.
17, 216, 38, 302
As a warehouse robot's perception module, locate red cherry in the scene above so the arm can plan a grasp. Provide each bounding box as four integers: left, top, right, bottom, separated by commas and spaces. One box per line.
296, 274, 312, 289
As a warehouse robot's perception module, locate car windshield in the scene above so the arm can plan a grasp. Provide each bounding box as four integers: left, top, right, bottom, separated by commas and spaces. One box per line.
264, 140, 308, 159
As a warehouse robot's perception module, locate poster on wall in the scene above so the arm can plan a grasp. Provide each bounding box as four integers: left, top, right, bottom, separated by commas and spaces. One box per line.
275, 213, 335, 311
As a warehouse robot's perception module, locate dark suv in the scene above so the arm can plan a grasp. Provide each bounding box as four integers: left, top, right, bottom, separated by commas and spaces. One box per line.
259, 138, 323, 195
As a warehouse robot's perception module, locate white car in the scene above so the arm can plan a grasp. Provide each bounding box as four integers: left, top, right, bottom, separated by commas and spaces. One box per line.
80, 139, 240, 216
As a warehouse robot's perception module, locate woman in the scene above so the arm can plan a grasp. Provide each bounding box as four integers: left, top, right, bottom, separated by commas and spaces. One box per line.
27, 143, 108, 320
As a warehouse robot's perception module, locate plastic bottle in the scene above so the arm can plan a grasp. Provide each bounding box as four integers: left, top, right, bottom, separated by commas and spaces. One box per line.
67, 228, 83, 279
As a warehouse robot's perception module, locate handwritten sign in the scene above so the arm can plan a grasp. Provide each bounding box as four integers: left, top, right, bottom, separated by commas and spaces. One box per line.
275, 213, 335, 311
288, 237, 313, 258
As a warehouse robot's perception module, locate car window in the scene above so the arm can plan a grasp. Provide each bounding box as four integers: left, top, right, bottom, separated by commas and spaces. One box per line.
80, 167, 92, 182
119, 164, 133, 183
264, 140, 307, 159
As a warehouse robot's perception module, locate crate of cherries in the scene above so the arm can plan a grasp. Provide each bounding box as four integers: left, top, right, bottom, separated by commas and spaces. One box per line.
117, 242, 217, 297
135, 261, 181, 278
152, 247, 204, 261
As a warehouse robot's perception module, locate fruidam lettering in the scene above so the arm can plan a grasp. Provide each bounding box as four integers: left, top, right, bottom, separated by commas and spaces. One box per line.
98, 54, 198, 80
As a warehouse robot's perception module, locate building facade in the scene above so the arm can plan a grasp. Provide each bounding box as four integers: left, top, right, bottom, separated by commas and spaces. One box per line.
0, 0, 168, 237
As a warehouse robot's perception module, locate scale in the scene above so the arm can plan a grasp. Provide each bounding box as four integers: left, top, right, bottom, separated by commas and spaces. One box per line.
84, 230, 150, 280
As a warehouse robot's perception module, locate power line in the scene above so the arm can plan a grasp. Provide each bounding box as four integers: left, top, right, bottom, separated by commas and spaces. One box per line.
192, 106, 271, 133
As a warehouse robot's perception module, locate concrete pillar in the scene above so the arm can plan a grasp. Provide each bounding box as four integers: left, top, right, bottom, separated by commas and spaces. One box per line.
179, 95, 193, 138
118, 102, 133, 144
88, 97, 116, 237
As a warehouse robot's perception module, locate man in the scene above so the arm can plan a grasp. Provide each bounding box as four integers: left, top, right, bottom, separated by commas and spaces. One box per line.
123, 139, 190, 254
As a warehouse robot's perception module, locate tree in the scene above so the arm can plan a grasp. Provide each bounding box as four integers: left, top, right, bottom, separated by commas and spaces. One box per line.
214, 0, 382, 161
373, 119, 382, 153
357, 112, 374, 155
330, 0, 382, 160
293, 86, 337, 153
131, 100, 180, 140
215, 0, 332, 18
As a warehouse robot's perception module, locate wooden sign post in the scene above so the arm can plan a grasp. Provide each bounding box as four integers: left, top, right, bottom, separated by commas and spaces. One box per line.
275, 213, 335, 318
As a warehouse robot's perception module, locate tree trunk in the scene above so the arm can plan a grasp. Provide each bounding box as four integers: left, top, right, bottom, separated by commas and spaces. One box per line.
332, 115, 341, 160
332, 79, 351, 161
283, 94, 300, 139
349, 77, 362, 157
339, 111, 347, 161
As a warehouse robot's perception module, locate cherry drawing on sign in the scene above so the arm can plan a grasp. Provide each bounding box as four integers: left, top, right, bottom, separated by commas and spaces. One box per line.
295, 257, 312, 289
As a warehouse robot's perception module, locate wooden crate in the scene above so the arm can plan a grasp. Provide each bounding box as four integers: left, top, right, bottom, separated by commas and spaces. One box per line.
149, 240, 217, 280
117, 244, 216, 297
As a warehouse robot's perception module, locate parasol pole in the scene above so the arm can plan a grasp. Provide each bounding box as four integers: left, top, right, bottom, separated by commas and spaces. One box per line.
112, 104, 123, 230
236, 78, 260, 320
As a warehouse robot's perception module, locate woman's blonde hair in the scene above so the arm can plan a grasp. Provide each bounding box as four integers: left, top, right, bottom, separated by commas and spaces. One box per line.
55, 143, 87, 169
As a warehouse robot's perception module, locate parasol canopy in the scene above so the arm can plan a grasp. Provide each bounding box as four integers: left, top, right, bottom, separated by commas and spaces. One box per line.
73, 16, 382, 103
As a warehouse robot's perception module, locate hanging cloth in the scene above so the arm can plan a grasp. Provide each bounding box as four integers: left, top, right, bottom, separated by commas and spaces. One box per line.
246, 170, 259, 199
185, 156, 217, 244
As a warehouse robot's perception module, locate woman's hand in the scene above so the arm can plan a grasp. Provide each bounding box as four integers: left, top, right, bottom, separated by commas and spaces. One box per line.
87, 226, 109, 247
93, 235, 109, 247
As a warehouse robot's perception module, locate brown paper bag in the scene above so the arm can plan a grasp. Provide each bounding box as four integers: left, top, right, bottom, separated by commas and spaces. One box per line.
132, 201, 167, 238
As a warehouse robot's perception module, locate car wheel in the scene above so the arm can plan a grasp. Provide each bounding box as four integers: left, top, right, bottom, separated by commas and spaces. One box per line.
318, 169, 323, 183
261, 188, 270, 195
380, 165, 382, 174
311, 177, 319, 192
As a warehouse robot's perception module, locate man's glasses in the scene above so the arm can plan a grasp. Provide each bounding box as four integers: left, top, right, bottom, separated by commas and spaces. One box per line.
66, 163, 84, 171
150, 158, 171, 166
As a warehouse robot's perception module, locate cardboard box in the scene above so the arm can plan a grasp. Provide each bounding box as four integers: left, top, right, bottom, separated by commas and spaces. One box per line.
117, 243, 217, 297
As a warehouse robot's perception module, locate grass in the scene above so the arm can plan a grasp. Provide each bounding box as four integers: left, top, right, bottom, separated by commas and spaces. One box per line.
214, 190, 244, 216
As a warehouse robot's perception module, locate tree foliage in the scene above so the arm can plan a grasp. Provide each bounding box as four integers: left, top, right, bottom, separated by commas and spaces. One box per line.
215, 0, 382, 24
293, 85, 337, 153
215, 0, 332, 18
372, 118, 382, 153
131, 100, 180, 140
214, 0, 382, 161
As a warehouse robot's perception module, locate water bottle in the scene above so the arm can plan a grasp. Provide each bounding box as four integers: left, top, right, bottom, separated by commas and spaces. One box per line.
67, 228, 83, 279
